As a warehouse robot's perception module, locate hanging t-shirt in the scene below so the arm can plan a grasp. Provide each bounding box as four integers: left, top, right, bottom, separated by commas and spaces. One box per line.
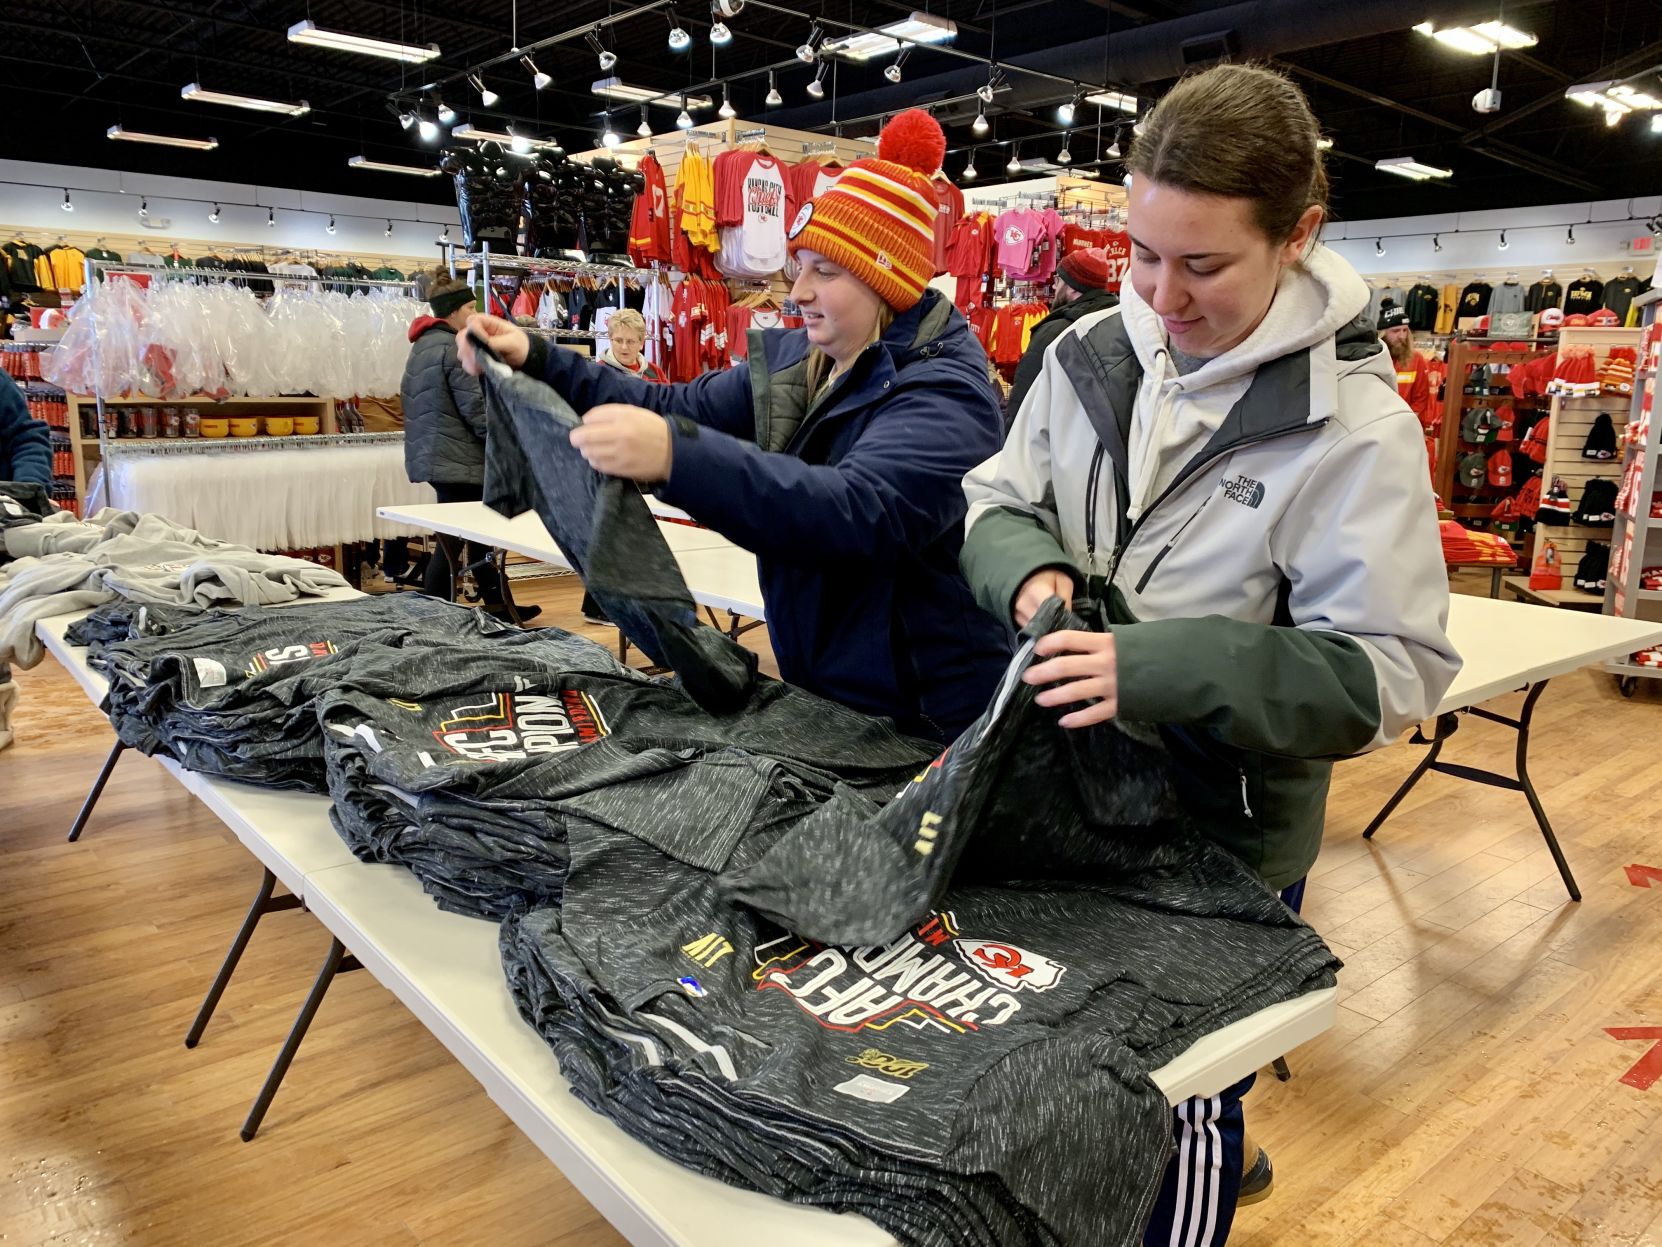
739, 156, 788, 275
1525, 279, 1562, 312
1457, 282, 1492, 318
1489, 282, 1526, 316
1563, 278, 1603, 315
994, 209, 1043, 278
1100, 229, 1131, 293
1602, 275, 1643, 323
929, 175, 965, 276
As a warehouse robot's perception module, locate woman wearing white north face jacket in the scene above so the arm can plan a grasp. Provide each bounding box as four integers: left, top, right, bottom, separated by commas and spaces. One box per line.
960, 64, 1460, 1245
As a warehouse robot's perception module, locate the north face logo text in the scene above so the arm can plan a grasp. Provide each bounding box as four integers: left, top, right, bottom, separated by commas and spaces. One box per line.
1221, 475, 1265, 508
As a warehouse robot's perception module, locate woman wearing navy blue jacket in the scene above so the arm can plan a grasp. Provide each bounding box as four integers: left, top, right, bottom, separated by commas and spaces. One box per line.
461, 111, 1009, 743
0, 374, 52, 488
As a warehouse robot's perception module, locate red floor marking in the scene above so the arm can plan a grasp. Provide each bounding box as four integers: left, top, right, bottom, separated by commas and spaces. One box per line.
1624, 864, 1662, 888
1605, 1028, 1662, 1090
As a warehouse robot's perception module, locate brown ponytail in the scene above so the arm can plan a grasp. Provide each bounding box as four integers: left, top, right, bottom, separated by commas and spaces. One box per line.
1127, 63, 1328, 244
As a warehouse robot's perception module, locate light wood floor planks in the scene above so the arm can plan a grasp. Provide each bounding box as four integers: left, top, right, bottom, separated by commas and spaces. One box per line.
3, 569, 1661, 1246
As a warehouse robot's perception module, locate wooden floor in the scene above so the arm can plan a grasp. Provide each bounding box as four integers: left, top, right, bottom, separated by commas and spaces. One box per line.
3, 569, 1660, 1246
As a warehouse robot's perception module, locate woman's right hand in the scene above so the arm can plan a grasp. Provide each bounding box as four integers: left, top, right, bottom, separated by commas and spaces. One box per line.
1013, 568, 1076, 629
457, 314, 530, 375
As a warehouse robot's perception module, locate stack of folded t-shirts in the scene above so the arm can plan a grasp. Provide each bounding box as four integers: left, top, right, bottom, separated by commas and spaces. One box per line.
1439, 519, 1515, 566
498, 601, 1343, 1247
87, 594, 507, 790
315, 629, 936, 918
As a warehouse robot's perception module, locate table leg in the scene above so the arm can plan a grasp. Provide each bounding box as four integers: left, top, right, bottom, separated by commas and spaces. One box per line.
1512, 682, 1580, 902
1490, 567, 1503, 598
1361, 713, 1457, 839
67, 738, 127, 843
240, 936, 362, 1142
185, 868, 303, 1048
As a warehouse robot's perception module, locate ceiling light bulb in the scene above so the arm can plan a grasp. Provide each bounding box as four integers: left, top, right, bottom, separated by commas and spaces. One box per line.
676, 96, 694, 128
599, 49, 618, 71
1433, 234, 1442, 252
1375, 238, 1384, 256
719, 84, 736, 118
209, 203, 221, 223
398, 111, 416, 130
418, 116, 439, 141
469, 74, 499, 108
884, 61, 902, 84
1106, 138, 1121, 158
602, 121, 620, 147
972, 110, 988, 135
61, 189, 73, 212
522, 56, 549, 90
138, 197, 149, 219
1056, 139, 1072, 165
326, 215, 337, 235
668, 23, 691, 51
710, 20, 732, 45
961, 154, 977, 180
385, 220, 394, 237
441, 225, 450, 242
437, 98, 456, 124
1567, 226, 1576, 245
637, 108, 652, 137
267, 207, 275, 227
1007, 152, 1021, 174
806, 68, 825, 99
1498, 230, 1509, 251
765, 70, 782, 106
508, 127, 531, 154
1057, 98, 1076, 125
797, 23, 821, 62
977, 81, 995, 104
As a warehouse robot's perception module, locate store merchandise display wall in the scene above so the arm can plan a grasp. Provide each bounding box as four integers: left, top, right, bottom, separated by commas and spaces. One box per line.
6, 2, 1662, 1245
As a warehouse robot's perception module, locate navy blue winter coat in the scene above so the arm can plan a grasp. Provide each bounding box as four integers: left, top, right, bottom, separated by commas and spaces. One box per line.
0, 374, 51, 489
523, 288, 1011, 742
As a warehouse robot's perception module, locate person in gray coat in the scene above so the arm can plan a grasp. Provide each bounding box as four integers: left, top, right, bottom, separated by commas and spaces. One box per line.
400, 271, 537, 622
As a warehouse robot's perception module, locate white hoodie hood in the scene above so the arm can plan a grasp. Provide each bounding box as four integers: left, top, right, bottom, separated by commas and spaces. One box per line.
1118, 242, 1370, 518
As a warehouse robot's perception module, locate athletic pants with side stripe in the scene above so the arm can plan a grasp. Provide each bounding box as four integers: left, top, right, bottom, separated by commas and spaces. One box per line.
1141, 878, 1306, 1246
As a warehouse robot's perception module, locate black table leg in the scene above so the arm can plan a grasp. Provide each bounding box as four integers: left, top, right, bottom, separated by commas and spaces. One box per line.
240, 936, 362, 1142
185, 868, 303, 1048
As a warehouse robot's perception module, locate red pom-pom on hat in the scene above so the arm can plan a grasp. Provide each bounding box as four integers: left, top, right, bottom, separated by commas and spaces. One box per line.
876, 109, 946, 176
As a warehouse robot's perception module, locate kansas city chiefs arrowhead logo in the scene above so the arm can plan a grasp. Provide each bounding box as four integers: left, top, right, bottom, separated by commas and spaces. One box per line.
954, 939, 1066, 992
788, 202, 814, 240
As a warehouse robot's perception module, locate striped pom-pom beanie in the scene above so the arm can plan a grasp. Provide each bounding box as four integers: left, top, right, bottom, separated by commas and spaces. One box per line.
786, 109, 946, 311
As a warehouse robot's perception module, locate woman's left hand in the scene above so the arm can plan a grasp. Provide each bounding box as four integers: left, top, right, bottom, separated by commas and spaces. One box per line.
1022, 630, 1118, 728
569, 404, 672, 482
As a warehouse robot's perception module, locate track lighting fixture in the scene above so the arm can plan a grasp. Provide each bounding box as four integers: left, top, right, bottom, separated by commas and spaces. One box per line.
1498, 230, 1509, 251
436, 97, 456, 124
972, 109, 988, 135
961, 148, 978, 180
267, 207, 276, 227
797, 22, 822, 62
1056, 133, 1072, 164
709, 12, 733, 45
138, 197, 149, 219
637, 106, 652, 137
1057, 88, 1080, 125
1006, 144, 1022, 175
326, 215, 337, 235
385, 220, 394, 237
1374, 238, 1385, 256
441, 225, 450, 243
1566, 225, 1577, 245
209, 203, 221, 223
586, 29, 618, 72
977, 76, 996, 104
719, 82, 736, 119
468, 73, 499, 108
1433, 234, 1443, 252
417, 114, 440, 141
765, 70, 782, 106
61, 189, 73, 212
677, 95, 694, 128
884, 46, 911, 84
601, 113, 620, 147
507, 125, 532, 154
1106, 136, 1121, 158
667, 10, 691, 51
806, 63, 827, 99
398, 111, 416, 130
521, 55, 551, 91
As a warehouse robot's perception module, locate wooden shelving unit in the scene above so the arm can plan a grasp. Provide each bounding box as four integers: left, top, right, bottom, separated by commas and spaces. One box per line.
65, 394, 336, 506
1602, 291, 1661, 694
1434, 336, 1551, 527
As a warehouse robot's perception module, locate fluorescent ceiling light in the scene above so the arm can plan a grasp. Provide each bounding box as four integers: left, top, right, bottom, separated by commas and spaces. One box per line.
821, 12, 956, 61
1375, 156, 1453, 181
287, 20, 438, 63
1412, 21, 1536, 54
1567, 80, 1662, 116
107, 125, 218, 151
591, 77, 712, 109
451, 124, 563, 151
182, 82, 310, 116
1317, 137, 1334, 150
348, 156, 441, 176
1084, 90, 1138, 114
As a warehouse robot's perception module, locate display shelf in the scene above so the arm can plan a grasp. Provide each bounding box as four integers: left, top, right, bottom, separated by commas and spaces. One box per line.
1600, 287, 1659, 686
1501, 576, 1605, 610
